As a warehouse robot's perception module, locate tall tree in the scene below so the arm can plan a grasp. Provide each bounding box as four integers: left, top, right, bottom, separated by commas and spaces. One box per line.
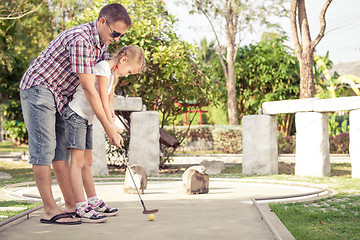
186, 0, 287, 124
0, 0, 42, 20
290, 0, 332, 98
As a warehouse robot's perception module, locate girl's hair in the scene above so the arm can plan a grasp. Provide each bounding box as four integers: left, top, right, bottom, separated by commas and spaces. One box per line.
112, 45, 146, 91
98, 3, 132, 28
114, 45, 146, 73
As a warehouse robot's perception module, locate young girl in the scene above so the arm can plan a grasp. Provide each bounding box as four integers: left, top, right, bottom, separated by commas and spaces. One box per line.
63, 46, 145, 223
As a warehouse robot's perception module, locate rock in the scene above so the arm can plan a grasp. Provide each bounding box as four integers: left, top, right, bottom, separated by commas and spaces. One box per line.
182, 166, 209, 194
199, 160, 225, 174
0, 172, 12, 180
124, 164, 147, 194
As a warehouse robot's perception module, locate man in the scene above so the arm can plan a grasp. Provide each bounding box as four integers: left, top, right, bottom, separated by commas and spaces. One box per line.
19, 3, 131, 224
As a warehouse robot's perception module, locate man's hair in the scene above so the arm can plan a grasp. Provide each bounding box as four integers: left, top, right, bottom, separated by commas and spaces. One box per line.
98, 3, 132, 28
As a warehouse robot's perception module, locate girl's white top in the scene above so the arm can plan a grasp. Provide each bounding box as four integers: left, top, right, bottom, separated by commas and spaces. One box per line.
69, 60, 114, 124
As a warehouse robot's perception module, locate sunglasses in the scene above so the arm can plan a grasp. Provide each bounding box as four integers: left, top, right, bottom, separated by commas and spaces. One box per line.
105, 19, 125, 39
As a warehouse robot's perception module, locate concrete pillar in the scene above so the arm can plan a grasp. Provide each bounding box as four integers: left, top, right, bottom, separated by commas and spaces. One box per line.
242, 115, 278, 175
91, 117, 109, 175
350, 109, 360, 178
129, 111, 160, 175
295, 112, 330, 177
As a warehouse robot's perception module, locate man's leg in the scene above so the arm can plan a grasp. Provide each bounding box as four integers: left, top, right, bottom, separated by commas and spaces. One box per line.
53, 111, 77, 213
32, 165, 65, 219
20, 86, 79, 223
52, 160, 77, 213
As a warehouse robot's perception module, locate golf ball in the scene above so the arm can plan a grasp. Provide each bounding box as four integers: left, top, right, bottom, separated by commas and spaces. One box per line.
148, 214, 155, 221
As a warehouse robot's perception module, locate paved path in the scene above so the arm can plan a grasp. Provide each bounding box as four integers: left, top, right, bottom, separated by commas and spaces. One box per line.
0, 179, 330, 240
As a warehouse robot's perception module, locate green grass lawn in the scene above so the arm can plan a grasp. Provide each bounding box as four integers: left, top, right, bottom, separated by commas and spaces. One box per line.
270, 195, 360, 240
0, 141, 28, 153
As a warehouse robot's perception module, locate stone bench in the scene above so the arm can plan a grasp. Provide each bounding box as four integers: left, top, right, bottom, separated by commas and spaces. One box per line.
92, 96, 160, 176
242, 96, 360, 178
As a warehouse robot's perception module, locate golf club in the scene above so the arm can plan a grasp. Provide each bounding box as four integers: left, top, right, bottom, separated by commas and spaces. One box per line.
121, 150, 159, 214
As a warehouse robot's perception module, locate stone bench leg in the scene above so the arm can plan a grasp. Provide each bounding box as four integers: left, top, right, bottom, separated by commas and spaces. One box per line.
129, 111, 160, 176
242, 115, 278, 175
295, 112, 330, 177
350, 109, 360, 178
92, 117, 108, 175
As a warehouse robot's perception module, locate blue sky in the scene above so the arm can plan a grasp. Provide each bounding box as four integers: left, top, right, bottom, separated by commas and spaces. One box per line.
164, 0, 360, 65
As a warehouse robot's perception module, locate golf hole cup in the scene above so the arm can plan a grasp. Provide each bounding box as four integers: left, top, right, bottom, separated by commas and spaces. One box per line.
148, 214, 155, 221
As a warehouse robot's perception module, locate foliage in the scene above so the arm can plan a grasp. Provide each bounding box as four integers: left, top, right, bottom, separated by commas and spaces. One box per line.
0, 0, 58, 143
236, 35, 300, 119
313, 52, 348, 99
186, 0, 288, 125
69, 0, 217, 128
164, 125, 242, 154
329, 132, 349, 154
328, 113, 349, 137
197, 35, 301, 128
314, 52, 360, 98
277, 131, 295, 154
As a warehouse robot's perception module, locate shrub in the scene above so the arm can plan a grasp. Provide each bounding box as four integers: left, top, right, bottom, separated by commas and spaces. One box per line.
329, 132, 349, 154
277, 132, 295, 154
164, 125, 242, 154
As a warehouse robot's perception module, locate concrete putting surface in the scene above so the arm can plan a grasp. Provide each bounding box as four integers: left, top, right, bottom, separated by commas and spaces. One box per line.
0, 179, 329, 240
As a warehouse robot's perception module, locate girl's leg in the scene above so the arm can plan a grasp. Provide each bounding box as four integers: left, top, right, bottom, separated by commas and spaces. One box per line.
82, 149, 118, 216
69, 148, 87, 203
82, 149, 97, 198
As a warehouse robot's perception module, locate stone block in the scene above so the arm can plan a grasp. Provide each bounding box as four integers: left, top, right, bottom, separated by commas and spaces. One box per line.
199, 160, 225, 174
262, 98, 317, 115
91, 117, 108, 175
313, 96, 360, 112
350, 109, 360, 178
113, 96, 143, 111
182, 166, 209, 194
129, 111, 160, 176
124, 164, 147, 194
242, 115, 278, 175
295, 112, 330, 177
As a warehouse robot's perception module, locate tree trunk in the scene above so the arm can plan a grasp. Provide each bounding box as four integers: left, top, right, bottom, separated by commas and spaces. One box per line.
299, 51, 314, 99
226, 46, 239, 125
225, 0, 239, 125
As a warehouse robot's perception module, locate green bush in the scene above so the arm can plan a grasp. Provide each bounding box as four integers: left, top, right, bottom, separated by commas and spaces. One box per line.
164, 125, 242, 154
277, 132, 349, 154
329, 132, 349, 154
277, 132, 295, 154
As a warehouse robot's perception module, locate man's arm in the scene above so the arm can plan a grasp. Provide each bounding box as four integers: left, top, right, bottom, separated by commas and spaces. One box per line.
78, 73, 122, 147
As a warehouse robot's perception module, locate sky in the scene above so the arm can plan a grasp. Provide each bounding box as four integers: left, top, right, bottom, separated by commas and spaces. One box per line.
164, 0, 360, 65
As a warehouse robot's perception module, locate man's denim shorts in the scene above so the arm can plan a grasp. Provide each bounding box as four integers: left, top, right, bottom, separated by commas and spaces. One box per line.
20, 85, 70, 166
62, 106, 93, 151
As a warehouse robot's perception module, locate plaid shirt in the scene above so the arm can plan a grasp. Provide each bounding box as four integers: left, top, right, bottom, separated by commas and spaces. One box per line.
20, 20, 109, 113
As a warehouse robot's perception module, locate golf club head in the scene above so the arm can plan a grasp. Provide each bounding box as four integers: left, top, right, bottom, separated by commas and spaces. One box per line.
143, 209, 159, 214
